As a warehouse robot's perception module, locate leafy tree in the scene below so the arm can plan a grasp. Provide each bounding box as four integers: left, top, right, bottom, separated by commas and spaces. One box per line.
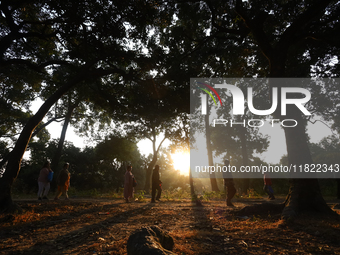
155, 148, 190, 192
0, 0, 56, 142
93, 135, 143, 190
204, 102, 220, 192
168, 113, 196, 195
16, 135, 143, 193
49, 93, 81, 172
163, 0, 340, 219
0, 0, 175, 212
210, 81, 270, 193
123, 100, 179, 192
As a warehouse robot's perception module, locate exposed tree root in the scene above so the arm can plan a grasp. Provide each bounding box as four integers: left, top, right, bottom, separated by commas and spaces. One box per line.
233, 202, 285, 217
231, 200, 339, 229
0, 202, 23, 214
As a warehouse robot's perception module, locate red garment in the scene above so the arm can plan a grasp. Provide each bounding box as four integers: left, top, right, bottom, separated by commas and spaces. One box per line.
264, 174, 272, 186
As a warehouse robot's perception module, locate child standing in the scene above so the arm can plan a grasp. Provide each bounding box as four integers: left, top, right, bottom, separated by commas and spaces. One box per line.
263, 173, 275, 200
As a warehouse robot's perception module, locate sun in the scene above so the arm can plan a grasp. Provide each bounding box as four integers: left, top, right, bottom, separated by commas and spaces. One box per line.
171, 151, 190, 176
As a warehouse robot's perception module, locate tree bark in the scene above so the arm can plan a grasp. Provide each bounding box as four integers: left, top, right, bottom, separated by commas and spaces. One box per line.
189, 168, 195, 196
144, 153, 158, 193
51, 102, 77, 174
239, 123, 249, 194
143, 130, 166, 193
234, 0, 335, 219
183, 122, 195, 197
270, 77, 335, 219
0, 66, 90, 212
337, 179, 340, 200
205, 104, 219, 192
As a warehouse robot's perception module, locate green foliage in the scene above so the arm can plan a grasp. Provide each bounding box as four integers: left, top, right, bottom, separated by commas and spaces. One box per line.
200, 191, 221, 201
2, 0, 340, 209
162, 188, 191, 201
16, 136, 144, 193
245, 188, 262, 199
134, 190, 146, 202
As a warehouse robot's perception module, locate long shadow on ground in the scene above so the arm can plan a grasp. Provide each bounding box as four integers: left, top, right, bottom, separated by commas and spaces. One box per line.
3, 201, 155, 255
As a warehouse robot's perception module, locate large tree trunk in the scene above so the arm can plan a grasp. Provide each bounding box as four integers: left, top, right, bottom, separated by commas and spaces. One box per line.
270, 76, 335, 219
270, 50, 334, 218
205, 104, 219, 192
234, 0, 336, 219
281, 113, 336, 219
144, 153, 158, 193
143, 130, 166, 193
50, 103, 76, 191
239, 123, 249, 194
267, 52, 335, 219
0, 68, 89, 212
189, 168, 195, 196
185, 128, 195, 197
51, 103, 77, 173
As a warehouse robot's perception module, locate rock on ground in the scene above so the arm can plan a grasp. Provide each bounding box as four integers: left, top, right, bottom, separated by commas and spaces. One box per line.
127, 226, 175, 255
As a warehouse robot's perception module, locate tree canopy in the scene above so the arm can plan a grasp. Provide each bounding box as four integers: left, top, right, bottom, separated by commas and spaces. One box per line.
0, 0, 339, 219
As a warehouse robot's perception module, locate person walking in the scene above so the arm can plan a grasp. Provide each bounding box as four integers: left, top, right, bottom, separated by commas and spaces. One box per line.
37, 161, 53, 200
54, 163, 71, 200
124, 165, 134, 203
263, 173, 275, 200
151, 165, 162, 203
223, 159, 236, 207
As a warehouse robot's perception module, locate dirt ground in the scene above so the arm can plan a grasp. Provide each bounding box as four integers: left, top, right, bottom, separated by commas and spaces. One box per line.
1, 197, 340, 255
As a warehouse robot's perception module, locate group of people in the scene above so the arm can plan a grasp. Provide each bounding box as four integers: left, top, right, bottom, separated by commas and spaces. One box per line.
38, 159, 274, 205
38, 161, 162, 203
124, 164, 162, 203
37, 161, 71, 201
124, 160, 275, 206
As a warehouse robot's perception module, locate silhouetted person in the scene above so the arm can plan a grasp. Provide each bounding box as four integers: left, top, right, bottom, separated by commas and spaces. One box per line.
37, 161, 53, 200
223, 159, 236, 207
151, 165, 162, 203
54, 163, 71, 200
263, 173, 275, 200
124, 166, 134, 203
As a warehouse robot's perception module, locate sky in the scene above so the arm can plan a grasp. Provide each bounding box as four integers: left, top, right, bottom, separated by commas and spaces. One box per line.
39, 108, 333, 164
29, 98, 170, 156
189, 78, 338, 172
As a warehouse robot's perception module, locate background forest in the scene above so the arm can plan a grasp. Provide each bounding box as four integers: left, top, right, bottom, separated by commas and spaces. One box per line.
0, 0, 339, 215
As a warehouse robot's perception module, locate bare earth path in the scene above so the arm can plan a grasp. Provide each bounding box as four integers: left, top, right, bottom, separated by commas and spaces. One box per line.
1, 197, 340, 254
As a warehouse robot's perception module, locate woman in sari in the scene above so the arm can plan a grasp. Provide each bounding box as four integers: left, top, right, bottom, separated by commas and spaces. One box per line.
124, 165, 134, 203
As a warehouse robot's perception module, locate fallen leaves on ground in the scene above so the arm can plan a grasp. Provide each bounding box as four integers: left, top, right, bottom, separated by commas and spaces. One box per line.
0, 198, 340, 254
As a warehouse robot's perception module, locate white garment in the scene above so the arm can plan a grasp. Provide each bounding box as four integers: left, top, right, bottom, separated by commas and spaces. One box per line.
37, 181, 50, 197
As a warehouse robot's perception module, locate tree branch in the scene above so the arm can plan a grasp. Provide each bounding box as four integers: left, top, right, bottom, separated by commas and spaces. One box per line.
205, 0, 249, 37
279, 0, 334, 47
31, 116, 65, 138
308, 119, 338, 137
234, 0, 273, 59
0, 59, 72, 73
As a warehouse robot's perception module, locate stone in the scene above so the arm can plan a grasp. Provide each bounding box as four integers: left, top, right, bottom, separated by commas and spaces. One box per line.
127, 226, 175, 255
